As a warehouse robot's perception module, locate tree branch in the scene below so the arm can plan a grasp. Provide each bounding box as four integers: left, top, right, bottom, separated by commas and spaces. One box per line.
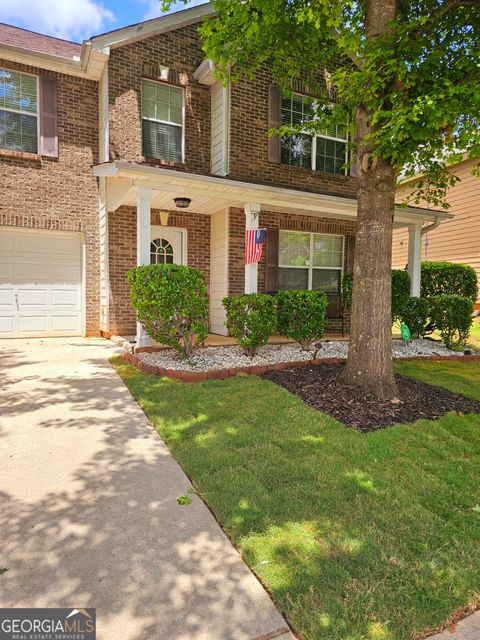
411, 0, 479, 38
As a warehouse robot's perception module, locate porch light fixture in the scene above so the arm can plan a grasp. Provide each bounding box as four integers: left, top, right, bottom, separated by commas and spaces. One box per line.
174, 196, 191, 209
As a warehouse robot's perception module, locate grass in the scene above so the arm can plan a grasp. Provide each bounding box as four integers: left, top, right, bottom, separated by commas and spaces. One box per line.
113, 357, 480, 640
468, 319, 480, 349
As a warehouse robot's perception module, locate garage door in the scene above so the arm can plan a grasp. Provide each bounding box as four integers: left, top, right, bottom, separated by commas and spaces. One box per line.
0, 229, 83, 338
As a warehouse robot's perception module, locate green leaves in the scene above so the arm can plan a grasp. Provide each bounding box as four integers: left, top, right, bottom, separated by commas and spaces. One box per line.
128, 264, 209, 360
276, 290, 328, 350
223, 293, 277, 356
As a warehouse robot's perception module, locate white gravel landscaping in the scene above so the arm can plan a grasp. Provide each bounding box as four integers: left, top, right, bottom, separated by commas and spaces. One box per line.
137, 339, 462, 372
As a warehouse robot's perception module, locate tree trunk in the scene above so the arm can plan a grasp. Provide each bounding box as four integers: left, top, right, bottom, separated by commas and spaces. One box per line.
342, 0, 400, 400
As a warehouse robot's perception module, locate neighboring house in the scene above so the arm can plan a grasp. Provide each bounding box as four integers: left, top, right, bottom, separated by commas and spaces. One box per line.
0, 4, 452, 342
393, 157, 480, 306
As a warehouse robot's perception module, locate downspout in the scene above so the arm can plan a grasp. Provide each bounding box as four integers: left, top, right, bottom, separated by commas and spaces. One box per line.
420, 216, 441, 260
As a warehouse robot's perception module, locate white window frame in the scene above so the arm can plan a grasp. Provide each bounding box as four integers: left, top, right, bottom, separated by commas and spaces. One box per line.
0, 68, 40, 154
281, 93, 348, 176
278, 230, 345, 292
141, 78, 185, 163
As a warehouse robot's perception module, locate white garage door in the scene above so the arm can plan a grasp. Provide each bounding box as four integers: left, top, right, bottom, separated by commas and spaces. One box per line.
0, 229, 83, 338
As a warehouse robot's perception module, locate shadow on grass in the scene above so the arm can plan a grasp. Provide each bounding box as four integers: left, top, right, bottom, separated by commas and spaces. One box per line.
114, 358, 480, 640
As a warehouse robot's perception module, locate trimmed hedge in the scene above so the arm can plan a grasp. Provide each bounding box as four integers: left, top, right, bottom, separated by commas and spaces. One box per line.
421, 261, 478, 302
429, 294, 474, 349
276, 290, 328, 350
342, 269, 411, 321
128, 264, 209, 360
399, 297, 430, 339
223, 293, 277, 356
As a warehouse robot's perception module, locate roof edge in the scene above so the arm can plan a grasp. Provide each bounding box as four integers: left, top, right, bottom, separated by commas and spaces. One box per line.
89, 3, 214, 50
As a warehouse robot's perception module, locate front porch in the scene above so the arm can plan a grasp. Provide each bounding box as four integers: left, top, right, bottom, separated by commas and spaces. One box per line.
93, 161, 452, 346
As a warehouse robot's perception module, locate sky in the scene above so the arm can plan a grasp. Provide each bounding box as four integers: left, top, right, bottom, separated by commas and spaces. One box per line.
0, 0, 208, 43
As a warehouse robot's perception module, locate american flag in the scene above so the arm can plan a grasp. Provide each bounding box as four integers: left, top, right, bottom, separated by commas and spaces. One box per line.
245, 228, 267, 264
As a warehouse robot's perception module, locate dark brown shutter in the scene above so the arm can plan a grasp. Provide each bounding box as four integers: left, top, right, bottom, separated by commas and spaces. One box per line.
267, 84, 281, 163
264, 227, 279, 293
40, 76, 58, 158
346, 235, 356, 272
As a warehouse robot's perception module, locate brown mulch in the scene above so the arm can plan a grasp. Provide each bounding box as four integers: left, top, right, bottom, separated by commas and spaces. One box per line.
263, 364, 480, 432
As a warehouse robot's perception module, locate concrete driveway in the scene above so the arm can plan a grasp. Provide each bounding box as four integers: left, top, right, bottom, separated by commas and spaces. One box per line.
0, 338, 293, 640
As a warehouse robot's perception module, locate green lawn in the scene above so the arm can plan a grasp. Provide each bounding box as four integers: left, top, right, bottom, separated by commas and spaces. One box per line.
113, 357, 480, 640
469, 319, 480, 349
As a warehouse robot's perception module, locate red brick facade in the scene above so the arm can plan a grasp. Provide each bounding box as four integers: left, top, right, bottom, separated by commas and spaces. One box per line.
0, 59, 100, 335
108, 206, 210, 335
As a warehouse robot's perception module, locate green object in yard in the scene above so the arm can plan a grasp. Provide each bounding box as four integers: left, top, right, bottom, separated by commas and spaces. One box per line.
401, 324, 411, 341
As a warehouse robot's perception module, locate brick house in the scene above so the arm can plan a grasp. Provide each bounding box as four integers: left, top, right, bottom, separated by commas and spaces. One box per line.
0, 4, 451, 342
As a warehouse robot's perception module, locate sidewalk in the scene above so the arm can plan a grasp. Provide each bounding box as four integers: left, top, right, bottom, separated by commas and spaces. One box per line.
0, 338, 293, 640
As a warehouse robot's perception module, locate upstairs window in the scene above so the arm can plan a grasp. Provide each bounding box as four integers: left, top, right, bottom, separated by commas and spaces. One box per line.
281, 94, 347, 175
142, 79, 183, 162
278, 230, 344, 294
0, 69, 38, 154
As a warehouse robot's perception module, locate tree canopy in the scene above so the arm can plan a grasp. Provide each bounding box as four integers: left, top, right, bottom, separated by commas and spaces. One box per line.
165, 0, 480, 207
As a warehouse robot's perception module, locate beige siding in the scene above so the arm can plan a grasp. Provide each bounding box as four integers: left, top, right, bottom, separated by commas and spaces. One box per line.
210, 80, 230, 176
210, 209, 229, 334
393, 158, 480, 302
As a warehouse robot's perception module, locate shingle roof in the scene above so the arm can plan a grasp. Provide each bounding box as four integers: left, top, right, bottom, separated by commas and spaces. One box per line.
0, 23, 82, 59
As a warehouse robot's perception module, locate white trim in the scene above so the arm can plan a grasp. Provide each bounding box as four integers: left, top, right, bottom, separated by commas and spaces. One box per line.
93, 162, 453, 225
81, 233, 87, 336
98, 65, 109, 163
90, 3, 214, 50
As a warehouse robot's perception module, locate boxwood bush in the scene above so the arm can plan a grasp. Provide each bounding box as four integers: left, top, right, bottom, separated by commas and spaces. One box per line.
342, 269, 411, 320
128, 264, 209, 360
276, 290, 328, 350
429, 294, 474, 349
223, 293, 277, 356
399, 297, 430, 339
421, 261, 478, 302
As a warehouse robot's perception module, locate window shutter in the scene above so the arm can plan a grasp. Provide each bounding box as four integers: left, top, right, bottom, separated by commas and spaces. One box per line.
267, 84, 281, 163
40, 76, 58, 158
346, 235, 355, 272
265, 227, 279, 293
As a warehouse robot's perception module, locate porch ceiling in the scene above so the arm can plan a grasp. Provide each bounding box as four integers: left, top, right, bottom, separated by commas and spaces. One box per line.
92, 161, 454, 226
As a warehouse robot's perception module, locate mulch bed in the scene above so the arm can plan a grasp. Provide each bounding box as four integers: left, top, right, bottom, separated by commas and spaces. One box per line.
263, 364, 480, 432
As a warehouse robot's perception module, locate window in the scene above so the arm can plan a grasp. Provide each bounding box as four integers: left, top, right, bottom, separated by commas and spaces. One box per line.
278, 230, 344, 294
0, 69, 38, 154
151, 238, 174, 264
142, 79, 183, 162
281, 94, 347, 175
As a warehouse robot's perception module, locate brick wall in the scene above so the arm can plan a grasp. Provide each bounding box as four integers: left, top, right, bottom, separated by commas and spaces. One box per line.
108, 206, 210, 335
108, 24, 211, 174
108, 25, 358, 198
228, 207, 355, 334
0, 59, 100, 335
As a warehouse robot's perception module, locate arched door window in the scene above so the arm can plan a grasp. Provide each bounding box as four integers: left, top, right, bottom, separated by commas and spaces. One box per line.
150, 238, 174, 264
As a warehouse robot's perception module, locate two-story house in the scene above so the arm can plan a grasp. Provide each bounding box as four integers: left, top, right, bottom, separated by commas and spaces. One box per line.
0, 4, 452, 343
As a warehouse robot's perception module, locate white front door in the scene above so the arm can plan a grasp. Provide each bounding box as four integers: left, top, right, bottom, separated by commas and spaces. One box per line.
0, 229, 83, 338
150, 227, 185, 265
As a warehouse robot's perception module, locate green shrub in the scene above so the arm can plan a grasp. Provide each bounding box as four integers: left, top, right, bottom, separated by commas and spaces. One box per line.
341, 272, 353, 311
421, 261, 478, 303
276, 290, 328, 350
342, 269, 411, 320
399, 297, 430, 338
429, 294, 474, 349
128, 264, 209, 360
391, 270, 412, 321
223, 293, 277, 356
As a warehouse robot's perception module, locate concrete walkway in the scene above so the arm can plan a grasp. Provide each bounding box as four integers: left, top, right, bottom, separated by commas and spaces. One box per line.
0, 338, 293, 640
428, 612, 480, 639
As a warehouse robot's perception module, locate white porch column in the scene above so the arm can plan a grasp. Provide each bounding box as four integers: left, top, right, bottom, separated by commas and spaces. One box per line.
136, 186, 152, 346
407, 223, 422, 297
244, 202, 261, 293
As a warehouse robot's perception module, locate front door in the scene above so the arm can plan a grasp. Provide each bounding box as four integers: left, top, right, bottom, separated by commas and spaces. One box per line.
150, 227, 185, 265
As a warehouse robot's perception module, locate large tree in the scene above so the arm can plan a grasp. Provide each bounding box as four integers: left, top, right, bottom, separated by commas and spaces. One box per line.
165, 0, 480, 399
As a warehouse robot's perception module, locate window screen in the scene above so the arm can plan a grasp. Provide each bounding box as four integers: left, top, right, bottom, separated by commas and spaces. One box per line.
0, 70, 38, 154
142, 80, 183, 161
